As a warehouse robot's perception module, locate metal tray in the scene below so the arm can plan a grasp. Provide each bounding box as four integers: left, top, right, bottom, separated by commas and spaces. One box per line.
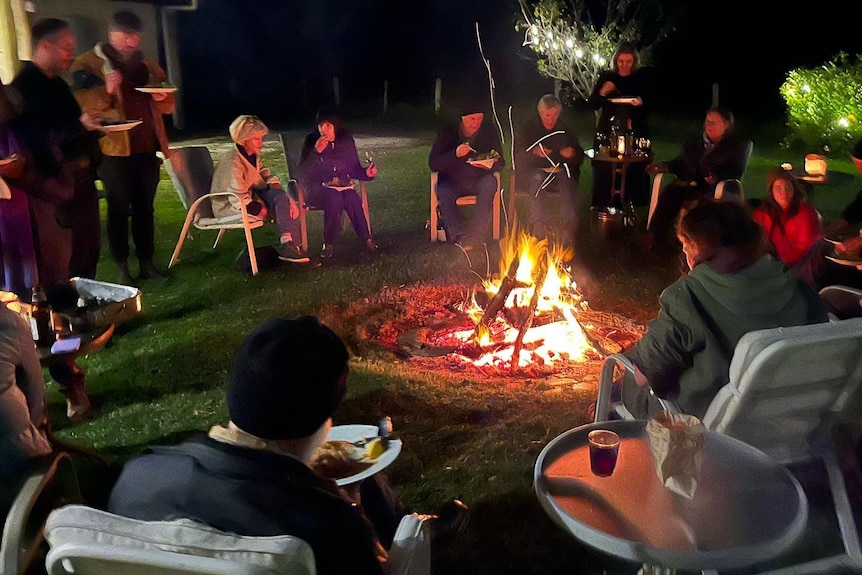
47, 277, 142, 331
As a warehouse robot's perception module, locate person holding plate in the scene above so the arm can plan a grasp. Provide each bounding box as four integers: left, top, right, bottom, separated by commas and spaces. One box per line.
516, 94, 585, 245
71, 11, 175, 284
428, 97, 505, 251
588, 41, 652, 210
108, 316, 422, 575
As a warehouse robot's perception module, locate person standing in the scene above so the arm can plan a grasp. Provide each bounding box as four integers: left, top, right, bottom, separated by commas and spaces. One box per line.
588, 42, 652, 210
71, 10, 174, 283
8, 18, 103, 285
516, 94, 584, 246
428, 99, 505, 251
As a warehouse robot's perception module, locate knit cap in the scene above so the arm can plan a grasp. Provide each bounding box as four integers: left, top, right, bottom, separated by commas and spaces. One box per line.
229, 115, 268, 144
227, 316, 349, 440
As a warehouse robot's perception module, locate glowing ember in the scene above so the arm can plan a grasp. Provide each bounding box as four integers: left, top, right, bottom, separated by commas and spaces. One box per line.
458, 227, 595, 370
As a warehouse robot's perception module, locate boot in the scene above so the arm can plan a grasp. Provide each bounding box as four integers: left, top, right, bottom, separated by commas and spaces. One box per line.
117, 261, 134, 285
139, 260, 167, 281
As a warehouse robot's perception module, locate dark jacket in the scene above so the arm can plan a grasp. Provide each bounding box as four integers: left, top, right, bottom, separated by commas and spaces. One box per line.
428, 119, 505, 188
516, 117, 584, 177
300, 130, 372, 190
108, 435, 385, 575
665, 132, 751, 192
588, 68, 652, 144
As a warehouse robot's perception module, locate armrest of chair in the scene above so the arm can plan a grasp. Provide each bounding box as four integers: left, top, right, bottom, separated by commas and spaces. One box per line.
595, 354, 635, 422
714, 179, 744, 201
647, 172, 676, 230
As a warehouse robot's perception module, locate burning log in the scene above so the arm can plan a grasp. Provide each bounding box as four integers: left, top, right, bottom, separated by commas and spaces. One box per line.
511, 262, 548, 370
473, 256, 522, 341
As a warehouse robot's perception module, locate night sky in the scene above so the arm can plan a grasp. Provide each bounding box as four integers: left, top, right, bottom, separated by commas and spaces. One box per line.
171, 0, 862, 131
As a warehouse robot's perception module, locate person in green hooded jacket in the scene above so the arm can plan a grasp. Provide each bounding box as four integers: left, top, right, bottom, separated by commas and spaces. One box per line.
621, 199, 828, 419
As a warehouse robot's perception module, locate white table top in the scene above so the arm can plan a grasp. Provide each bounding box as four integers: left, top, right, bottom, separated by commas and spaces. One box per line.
534, 420, 808, 571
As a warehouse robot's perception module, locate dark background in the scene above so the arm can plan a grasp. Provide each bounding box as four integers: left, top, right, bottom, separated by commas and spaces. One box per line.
170, 0, 862, 132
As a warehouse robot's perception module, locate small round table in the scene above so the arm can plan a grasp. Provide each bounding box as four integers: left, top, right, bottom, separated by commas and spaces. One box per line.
535, 420, 808, 573
591, 153, 651, 226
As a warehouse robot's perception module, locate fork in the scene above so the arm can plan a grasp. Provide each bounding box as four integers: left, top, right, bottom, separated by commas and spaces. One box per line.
351, 416, 393, 447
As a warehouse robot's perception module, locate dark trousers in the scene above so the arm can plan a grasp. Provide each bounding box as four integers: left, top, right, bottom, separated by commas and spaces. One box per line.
257, 187, 301, 241
307, 185, 370, 245
648, 181, 710, 241
526, 169, 579, 237
98, 153, 161, 264
591, 161, 649, 209
436, 172, 497, 241
67, 178, 101, 279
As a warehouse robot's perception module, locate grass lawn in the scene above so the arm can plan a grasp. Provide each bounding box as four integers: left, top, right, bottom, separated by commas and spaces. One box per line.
46, 107, 862, 575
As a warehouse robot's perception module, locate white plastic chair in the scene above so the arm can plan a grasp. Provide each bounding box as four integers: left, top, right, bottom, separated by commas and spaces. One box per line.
646, 139, 753, 229
819, 284, 862, 321
165, 146, 268, 276
593, 317, 862, 574
44, 504, 316, 575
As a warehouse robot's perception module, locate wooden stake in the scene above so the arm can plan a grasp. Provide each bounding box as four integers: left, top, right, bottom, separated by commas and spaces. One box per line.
511, 263, 547, 370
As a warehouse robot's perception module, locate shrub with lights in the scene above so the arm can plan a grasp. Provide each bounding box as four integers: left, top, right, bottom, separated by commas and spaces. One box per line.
780, 52, 862, 157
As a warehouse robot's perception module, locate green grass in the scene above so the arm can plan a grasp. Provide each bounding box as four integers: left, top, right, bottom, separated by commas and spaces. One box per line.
47, 108, 861, 575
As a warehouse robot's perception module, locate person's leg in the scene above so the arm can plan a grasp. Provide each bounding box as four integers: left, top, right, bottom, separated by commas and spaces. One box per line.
557, 174, 580, 242
67, 179, 101, 280
527, 171, 548, 236
128, 153, 161, 275
48, 359, 91, 422
591, 161, 613, 210
342, 188, 372, 242
647, 182, 698, 243
357, 474, 411, 549
308, 186, 344, 246
435, 180, 466, 241
466, 172, 498, 242
97, 156, 133, 281
259, 186, 300, 241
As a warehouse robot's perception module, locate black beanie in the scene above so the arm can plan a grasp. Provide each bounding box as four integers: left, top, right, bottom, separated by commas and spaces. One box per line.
227, 316, 349, 440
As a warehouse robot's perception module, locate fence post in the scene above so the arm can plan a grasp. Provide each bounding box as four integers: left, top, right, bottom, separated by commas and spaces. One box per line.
435, 78, 442, 114
712, 82, 719, 107
383, 79, 389, 113
554, 79, 561, 99
333, 76, 340, 107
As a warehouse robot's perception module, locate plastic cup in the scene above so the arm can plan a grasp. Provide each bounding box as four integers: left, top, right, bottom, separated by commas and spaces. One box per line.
588, 429, 621, 477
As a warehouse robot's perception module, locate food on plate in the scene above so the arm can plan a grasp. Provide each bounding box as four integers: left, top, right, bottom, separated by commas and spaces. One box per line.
309, 438, 385, 480
472, 149, 500, 161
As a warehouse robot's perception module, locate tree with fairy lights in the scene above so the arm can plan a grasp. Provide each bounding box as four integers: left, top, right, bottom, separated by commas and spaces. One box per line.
515, 0, 678, 105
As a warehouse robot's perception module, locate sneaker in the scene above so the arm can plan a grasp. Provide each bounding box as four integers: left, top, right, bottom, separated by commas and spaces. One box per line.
428, 499, 470, 539
276, 242, 310, 263
364, 238, 378, 253
117, 262, 134, 285
320, 244, 334, 259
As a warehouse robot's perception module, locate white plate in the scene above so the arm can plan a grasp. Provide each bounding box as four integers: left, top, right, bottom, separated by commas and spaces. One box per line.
608, 97, 639, 104
0, 155, 18, 167
542, 166, 562, 174
100, 120, 143, 133
326, 424, 402, 486
467, 158, 497, 168
135, 86, 178, 94
826, 255, 862, 267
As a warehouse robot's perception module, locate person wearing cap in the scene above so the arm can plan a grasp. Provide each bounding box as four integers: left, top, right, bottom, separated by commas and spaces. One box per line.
107, 316, 399, 575
70, 10, 175, 284
299, 109, 378, 259
8, 18, 104, 286
428, 96, 505, 251
515, 94, 585, 245
210, 115, 309, 264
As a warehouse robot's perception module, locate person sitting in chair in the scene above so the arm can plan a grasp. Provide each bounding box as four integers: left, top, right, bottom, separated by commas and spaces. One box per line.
516, 94, 585, 245
619, 200, 827, 419
644, 107, 750, 249
299, 110, 377, 260
210, 115, 309, 264
428, 97, 505, 251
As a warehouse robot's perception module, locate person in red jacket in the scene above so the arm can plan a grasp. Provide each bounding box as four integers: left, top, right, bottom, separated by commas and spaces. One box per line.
753, 166, 824, 288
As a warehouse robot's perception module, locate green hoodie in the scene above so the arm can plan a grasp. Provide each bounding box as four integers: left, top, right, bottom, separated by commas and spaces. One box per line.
624, 255, 827, 418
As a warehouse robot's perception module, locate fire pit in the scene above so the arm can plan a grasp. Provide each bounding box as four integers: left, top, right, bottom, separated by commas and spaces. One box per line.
331, 229, 645, 387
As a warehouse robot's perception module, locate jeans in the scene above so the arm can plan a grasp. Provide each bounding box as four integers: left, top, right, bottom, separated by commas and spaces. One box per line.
435, 172, 497, 241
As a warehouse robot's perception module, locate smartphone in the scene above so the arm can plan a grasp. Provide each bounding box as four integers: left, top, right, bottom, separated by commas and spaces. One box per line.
51, 337, 81, 354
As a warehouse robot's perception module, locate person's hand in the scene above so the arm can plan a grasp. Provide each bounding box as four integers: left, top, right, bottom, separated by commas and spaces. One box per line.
838, 235, 862, 255
559, 146, 576, 160
0, 154, 24, 180
531, 145, 551, 158
150, 92, 168, 102
365, 163, 377, 178
631, 97, 643, 107
266, 175, 281, 188
288, 199, 299, 219
314, 134, 332, 153
456, 142, 474, 158
79, 110, 103, 132
704, 172, 716, 185
105, 70, 122, 95
598, 80, 617, 97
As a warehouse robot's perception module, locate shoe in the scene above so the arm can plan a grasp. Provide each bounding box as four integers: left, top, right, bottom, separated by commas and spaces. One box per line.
320, 244, 334, 259
276, 241, 311, 263
117, 262, 134, 285
364, 238, 378, 253
66, 391, 92, 422
428, 499, 470, 539
139, 261, 167, 280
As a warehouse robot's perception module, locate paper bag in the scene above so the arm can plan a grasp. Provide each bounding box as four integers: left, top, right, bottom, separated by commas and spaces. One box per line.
646, 410, 705, 499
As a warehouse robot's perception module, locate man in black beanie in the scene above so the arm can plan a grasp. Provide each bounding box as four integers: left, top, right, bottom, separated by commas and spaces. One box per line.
428, 94, 504, 251
107, 316, 398, 575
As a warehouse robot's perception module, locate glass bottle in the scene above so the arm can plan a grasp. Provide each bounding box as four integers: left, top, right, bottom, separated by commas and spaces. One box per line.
30, 285, 54, 347
624, 118, 635, 157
